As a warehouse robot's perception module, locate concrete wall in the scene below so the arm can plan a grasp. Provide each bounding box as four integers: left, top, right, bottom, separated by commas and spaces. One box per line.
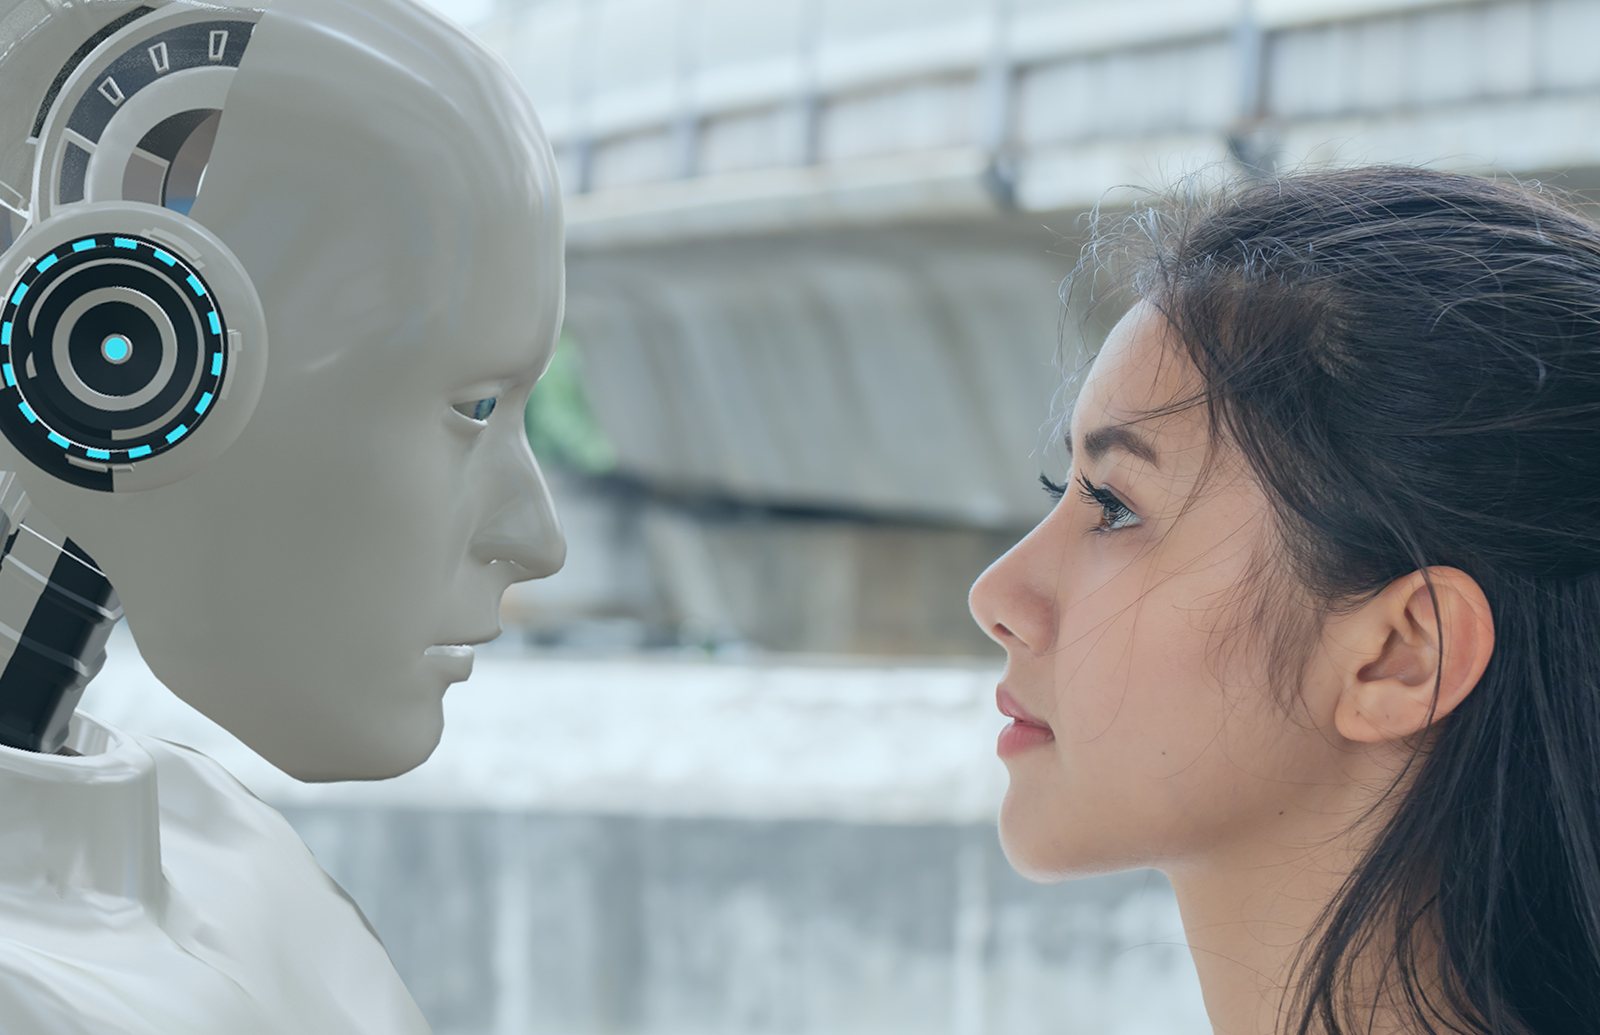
501, 461, 1029, 655
562, 220, 1077, 529
636, 500, 1020, 654
80, 625, 1214, 1035
286, 808, 1208, 1035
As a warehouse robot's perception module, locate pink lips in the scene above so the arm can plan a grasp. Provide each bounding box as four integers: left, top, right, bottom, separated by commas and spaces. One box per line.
996, 685, 1054, 757
996, 686, 1051, 730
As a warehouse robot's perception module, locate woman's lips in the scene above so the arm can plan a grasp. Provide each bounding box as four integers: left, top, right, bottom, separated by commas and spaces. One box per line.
996, 685, 1051, 730
996, 685, 1055, 758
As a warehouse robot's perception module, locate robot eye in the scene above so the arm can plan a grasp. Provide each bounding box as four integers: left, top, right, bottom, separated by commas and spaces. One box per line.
452, 396, 497, 423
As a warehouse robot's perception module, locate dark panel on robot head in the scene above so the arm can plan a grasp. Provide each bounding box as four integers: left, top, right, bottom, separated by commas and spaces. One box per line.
68, 302, 163, 396
66, 20, 257, 143
0, 235, 224, 492
30, 5, 156, 139
22, 260, 203, 438
134, 108, 215, 163
57, 143, 90, 206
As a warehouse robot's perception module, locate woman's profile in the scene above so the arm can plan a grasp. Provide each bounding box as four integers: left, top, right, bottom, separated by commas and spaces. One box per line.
969, 166, 1600, 1034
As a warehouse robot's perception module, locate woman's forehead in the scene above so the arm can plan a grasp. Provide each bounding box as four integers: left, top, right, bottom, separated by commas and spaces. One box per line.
1076, 304, 1206, 441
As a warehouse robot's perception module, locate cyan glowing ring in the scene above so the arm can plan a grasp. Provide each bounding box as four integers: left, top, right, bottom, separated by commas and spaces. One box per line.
0, 233, 228, 472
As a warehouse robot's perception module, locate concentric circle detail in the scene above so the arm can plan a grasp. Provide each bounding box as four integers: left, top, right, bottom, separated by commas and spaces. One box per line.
0, 233, 227, 488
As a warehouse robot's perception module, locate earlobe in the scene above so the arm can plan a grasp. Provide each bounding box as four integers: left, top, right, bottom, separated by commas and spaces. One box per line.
1333, 567, 1495, 744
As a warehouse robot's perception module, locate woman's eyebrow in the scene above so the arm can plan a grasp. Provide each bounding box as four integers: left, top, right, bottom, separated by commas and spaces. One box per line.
1064, 425, 1162, 470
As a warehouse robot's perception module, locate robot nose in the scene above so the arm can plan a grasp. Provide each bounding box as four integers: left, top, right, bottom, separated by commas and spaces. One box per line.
469, 470, 566, 580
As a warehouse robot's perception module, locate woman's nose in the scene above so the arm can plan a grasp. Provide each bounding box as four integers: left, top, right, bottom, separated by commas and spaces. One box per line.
968, 534, 1055, 655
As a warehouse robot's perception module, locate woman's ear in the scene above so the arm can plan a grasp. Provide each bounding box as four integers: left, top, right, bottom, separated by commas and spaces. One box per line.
1332, 567, 1495, 744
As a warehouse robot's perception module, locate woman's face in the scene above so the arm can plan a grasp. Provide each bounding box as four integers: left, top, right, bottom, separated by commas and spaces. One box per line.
969, 301, 1354, 880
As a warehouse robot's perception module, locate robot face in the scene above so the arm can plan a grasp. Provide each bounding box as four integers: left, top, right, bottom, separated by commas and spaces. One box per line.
12, 0, 568, 779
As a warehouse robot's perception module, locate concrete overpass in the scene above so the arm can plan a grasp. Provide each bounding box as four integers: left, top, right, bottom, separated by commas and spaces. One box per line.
427, 0, 1600, 652
436, 0, 1600, 522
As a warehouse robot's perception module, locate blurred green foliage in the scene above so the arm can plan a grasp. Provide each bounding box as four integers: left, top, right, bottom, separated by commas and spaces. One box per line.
524, 331, 617, 474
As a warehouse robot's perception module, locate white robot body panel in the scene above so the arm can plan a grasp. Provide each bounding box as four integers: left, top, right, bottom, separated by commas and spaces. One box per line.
0, 711, 431, 1034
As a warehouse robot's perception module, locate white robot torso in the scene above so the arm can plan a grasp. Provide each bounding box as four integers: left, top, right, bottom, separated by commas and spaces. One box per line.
0, 712, 431, 1034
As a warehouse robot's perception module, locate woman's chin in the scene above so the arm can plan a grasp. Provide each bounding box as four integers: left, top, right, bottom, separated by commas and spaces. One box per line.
998, 790, 1070, 882
997, 790, 1135, 882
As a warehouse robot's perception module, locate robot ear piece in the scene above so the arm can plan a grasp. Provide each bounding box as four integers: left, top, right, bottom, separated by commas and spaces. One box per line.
0, 201, 266, 493
0, 3, 268, 494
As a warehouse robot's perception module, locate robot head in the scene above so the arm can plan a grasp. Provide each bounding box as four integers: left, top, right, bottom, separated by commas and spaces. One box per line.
0, 0, 567, 779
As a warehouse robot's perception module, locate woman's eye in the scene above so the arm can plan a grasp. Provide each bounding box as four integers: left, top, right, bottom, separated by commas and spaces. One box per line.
452, 396, 497, 423
1037, 471, 1140, 535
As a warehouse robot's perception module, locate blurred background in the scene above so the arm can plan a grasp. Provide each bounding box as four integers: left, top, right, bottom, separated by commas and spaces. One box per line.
82, 0, 1600, 1032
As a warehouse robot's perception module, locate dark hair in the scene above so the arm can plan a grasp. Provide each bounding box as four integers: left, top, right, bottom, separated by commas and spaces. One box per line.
1070, 166, 1600, 1034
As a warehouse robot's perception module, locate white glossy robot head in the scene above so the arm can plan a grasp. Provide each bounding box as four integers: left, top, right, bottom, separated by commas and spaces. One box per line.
0, 0, 567, 779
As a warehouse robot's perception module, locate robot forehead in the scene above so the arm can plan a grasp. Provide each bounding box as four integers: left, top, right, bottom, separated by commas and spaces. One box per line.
196, 0, 565, 353
6, 0, 562, 365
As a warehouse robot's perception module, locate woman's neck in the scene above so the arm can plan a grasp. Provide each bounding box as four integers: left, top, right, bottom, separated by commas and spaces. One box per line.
1161, 778, 1445, 1035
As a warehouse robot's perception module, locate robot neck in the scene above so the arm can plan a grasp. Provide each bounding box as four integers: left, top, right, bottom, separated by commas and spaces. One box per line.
0, 501, 121, 754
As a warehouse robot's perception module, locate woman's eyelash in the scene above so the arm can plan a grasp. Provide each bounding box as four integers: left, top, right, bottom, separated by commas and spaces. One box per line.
452, 396, 498, 423
1037, 471, 1138, 534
